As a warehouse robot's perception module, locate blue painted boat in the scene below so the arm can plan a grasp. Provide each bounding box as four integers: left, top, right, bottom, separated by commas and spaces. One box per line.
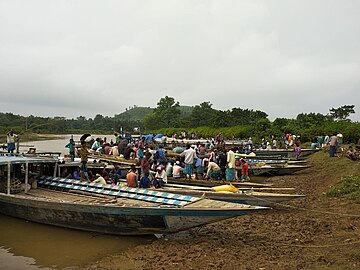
0, 156, 268, 235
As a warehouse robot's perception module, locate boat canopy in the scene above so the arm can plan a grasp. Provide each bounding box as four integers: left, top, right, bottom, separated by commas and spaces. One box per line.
0, 156, 57, 166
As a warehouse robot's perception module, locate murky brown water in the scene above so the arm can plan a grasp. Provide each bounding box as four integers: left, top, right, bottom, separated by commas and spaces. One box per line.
1, 134, 153, 269
0, 214, 153, 269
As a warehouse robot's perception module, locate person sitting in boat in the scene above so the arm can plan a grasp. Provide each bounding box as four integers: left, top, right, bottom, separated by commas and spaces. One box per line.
172, 161, 184, 178
139, 172, 151, 188
61, 167, 71, 179
140, 152, 152, 176
240, 158, 250, 182
123, 144, 135, 160
109, 164, 122, 185
72, 166, 81, 180
102, 144, 113, 155
93, 174, 107, 185
111, 146, 119, 156
165, 162, 173, 177
154, 145, 166, 164
136, 138, 146, 162
101, 168, 111, 183
91, 138, 102, 152
126, 165, 138, 188
153, 166, 167, 188
203, 158, 221, 180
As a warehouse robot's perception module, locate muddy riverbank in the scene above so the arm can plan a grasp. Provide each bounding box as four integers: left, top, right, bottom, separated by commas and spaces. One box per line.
81, 151, 360, 270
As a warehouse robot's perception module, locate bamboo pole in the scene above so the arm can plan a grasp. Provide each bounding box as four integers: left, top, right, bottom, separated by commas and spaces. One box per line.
25, 161, 29, 193
7, 162, 10, 195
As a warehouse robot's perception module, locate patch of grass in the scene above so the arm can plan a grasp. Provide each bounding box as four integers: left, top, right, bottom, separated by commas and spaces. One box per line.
327, 175, 360, 202
352, 252, 360, 262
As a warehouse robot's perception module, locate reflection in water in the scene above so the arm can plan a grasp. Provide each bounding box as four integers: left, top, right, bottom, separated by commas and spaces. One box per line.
0, 214, 153, 269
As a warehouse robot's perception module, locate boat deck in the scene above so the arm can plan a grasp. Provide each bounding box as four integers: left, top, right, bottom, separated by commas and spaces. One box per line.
14, 187, 258, 210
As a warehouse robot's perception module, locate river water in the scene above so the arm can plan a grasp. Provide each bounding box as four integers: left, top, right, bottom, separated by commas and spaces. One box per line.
0, 134, 153, 270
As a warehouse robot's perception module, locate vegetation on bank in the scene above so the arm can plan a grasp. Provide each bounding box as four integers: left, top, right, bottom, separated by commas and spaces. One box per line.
327, 175, 360, 202
0, 96, 358, 144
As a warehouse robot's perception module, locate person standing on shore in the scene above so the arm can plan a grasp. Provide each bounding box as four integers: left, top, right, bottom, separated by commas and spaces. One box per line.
6, 129, 18, 155
226, 148, 236, 181
240, 158, 250, 181
329, 134, 338, 157
180, 144, 197, 180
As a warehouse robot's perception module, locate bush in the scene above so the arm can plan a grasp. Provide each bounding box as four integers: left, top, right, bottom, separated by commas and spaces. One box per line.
327, 175, 360, 202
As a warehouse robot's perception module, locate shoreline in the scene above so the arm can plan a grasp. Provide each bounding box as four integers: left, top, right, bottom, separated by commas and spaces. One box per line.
80, 150, 360, 270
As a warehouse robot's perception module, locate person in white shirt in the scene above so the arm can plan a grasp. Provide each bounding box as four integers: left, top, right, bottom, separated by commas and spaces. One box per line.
153, 166, 167, 188
172, 161, 184, 178
180, 144, 197, 179
203, 158, 221, 180
93, 174, 107, 185
6, 129, 17, 154
226, 148, 235, 181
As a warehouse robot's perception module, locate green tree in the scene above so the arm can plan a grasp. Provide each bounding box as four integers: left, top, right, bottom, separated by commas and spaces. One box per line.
296, 113, 331, 129
229, 108, 268, 125
210, 110, 231, 128
144, 96, 181, 129
189, 101, 216, 127
329, 105, 355, 120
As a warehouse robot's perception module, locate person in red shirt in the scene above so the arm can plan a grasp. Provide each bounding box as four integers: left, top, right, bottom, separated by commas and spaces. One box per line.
140, 152, 152, 175
240, 158, 250, 181
126, 165, 138, 188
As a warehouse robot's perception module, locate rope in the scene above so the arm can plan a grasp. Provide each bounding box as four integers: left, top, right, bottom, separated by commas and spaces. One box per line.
245, 239, 360, 249
245, 193, 360, 218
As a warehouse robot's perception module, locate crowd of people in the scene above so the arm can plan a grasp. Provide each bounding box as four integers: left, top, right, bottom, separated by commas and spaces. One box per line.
63, 132, 253, 188
62, 131, 359, 187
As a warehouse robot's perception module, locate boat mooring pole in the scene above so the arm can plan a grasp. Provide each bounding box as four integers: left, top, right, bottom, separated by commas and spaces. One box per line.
25, 161, 29, 193
7, 162, 11, 195
54, 162, 58, 178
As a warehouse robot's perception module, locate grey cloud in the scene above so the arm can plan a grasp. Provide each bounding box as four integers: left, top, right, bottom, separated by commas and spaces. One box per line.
0, 0, 359, 121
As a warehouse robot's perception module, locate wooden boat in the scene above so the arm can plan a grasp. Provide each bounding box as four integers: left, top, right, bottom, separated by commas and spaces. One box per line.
167, 177, 273, 188
88, 152, 137, 165
159, 186, 305, 206
164, 182, 295, 192
253, 149, 318, 158
249, 164, 310, 176
0, 156, 268, 236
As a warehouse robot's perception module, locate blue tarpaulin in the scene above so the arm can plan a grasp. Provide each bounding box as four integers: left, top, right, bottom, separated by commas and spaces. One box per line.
143, 134, 154, 142
154, 134, 164, 139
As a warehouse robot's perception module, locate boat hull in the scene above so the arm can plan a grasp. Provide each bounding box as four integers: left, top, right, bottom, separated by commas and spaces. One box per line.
0, 192, 261, 235
160, 189, 304, 206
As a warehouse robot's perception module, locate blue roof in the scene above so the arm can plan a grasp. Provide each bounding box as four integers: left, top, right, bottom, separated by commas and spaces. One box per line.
0, 156, 57, 166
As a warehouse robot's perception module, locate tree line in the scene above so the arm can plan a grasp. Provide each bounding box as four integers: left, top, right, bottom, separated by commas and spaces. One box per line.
0, 96, 358, 144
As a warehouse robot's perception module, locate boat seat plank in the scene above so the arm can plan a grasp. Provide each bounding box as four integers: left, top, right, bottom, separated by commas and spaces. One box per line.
37, 176, 201, 207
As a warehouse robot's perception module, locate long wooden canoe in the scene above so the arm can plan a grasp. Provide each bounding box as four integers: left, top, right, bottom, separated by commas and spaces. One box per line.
167, 177, 273, 188
0, 156, 268, 235
158, 186, 305, 206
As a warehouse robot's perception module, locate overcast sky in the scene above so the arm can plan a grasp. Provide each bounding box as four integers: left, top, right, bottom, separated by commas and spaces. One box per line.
0, 0, 359, 121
